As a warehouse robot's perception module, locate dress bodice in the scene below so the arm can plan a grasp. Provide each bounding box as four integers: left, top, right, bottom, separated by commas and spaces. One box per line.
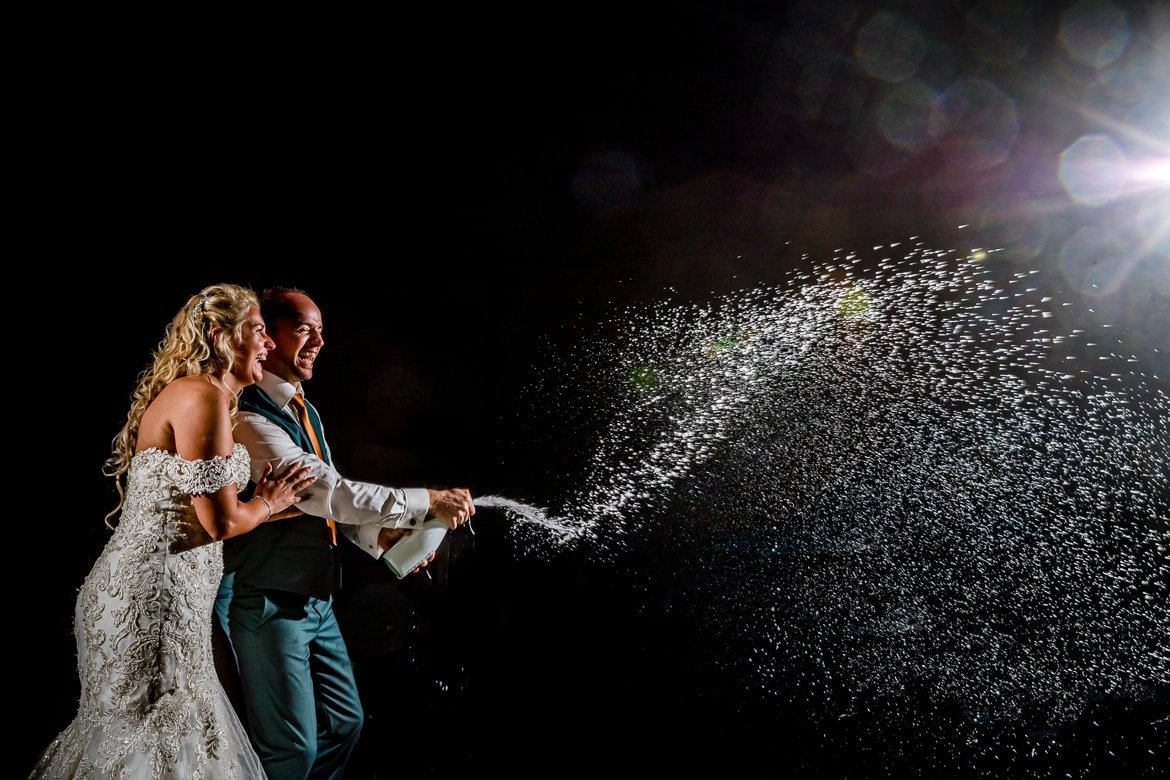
120, 442, 252, 553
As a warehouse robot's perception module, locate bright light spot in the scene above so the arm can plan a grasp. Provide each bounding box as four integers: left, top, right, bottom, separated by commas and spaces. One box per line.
839, 287, 874, 320
1058, 134, 1129, 206
1129, 158, 1170, 189
628, 364, 661, 393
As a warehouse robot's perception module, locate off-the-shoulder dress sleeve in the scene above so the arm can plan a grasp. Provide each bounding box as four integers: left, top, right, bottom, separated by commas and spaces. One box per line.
167, 443, 252, 496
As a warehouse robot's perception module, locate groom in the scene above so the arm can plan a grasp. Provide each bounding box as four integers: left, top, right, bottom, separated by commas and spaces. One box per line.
215, 286, 475, 780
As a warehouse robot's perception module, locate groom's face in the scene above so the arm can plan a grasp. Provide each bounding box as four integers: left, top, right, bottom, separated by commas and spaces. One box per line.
263, 292, 325, 385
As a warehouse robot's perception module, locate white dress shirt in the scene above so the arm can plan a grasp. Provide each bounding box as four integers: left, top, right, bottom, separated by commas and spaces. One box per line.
233, 371, 431, 558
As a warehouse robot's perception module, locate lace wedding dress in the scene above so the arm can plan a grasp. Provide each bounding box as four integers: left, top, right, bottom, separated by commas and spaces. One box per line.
31, 444, 266, 779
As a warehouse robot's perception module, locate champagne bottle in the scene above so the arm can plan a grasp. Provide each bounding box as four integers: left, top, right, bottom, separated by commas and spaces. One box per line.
382, 519, 448, 578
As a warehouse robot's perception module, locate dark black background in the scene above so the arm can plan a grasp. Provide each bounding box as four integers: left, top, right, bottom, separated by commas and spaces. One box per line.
23, 2, 1167, 777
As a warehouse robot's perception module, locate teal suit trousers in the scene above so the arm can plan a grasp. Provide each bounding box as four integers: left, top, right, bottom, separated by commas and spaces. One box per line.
215, 581, 363, 780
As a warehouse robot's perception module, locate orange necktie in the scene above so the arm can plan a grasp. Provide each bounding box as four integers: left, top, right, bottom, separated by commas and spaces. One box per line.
290, 392, 337, 545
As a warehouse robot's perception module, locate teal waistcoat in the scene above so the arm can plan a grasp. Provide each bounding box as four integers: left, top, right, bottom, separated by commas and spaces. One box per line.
221, 385, 339, 600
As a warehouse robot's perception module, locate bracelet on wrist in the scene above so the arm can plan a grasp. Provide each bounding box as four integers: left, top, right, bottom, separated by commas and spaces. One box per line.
255, 495, 274, 521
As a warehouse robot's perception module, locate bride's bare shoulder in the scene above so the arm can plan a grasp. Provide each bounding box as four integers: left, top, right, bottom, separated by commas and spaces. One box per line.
154, 375, 225, 407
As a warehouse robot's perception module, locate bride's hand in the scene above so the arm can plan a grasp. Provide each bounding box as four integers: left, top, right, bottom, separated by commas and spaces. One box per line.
254, 462, 317, 516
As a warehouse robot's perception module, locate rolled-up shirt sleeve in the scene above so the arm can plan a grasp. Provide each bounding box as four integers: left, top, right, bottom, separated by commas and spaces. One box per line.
234, 412, 431, 558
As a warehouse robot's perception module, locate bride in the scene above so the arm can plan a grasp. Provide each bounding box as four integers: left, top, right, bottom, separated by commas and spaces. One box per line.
31, 283, 316, 779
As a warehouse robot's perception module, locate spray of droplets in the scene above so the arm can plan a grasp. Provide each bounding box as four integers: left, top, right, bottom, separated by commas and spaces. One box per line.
497, 238, 1167, 775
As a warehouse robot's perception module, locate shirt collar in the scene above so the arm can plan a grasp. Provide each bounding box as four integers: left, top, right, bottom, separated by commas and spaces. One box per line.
255, 371, 304, 411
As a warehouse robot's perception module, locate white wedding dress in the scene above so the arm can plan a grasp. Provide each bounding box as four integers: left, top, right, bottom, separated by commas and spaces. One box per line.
31, 444, 266, 779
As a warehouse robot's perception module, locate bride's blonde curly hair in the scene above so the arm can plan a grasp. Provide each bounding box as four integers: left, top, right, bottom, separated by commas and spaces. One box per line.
103, 283, 259, 526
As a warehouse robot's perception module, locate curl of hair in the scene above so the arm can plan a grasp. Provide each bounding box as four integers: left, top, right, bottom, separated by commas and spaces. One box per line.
102, 283, 259, 527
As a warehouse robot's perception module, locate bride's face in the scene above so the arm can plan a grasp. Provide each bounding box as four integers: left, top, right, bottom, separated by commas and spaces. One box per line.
229, 305, 274, 387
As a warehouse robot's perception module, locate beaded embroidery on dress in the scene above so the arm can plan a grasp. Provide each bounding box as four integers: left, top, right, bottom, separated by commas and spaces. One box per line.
30, 443, 266, 779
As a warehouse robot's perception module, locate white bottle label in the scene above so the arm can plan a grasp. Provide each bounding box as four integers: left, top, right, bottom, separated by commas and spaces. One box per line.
382, 519, 448, 578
